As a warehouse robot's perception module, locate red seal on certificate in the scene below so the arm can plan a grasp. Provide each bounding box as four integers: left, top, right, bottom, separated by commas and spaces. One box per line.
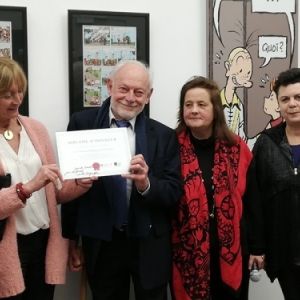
92, 162, 100, 170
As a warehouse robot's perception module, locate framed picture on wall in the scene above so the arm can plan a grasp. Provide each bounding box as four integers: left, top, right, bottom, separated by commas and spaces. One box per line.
207, 0, 298, 149
68, 10, 150, 117
0, 6, 28, 116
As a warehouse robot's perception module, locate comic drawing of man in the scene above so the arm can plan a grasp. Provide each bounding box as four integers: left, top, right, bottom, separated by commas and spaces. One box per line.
221, 47, 256, 148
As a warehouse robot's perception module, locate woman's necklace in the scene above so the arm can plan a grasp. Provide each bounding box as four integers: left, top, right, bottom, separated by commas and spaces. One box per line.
0, 120, 14, 141
3, 129, 13, 140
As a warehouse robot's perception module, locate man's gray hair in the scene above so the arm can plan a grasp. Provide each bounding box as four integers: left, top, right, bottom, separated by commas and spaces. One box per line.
109, 60, 153, 88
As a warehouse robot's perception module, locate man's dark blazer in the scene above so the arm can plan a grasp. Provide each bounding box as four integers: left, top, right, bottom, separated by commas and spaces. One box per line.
61, 105, 182, 290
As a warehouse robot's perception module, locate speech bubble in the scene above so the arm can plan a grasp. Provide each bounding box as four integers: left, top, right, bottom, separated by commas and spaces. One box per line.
258, 36, 287, 67
252, 0, 295, 14
213, 0, 223, 41
252, 0, 295, 61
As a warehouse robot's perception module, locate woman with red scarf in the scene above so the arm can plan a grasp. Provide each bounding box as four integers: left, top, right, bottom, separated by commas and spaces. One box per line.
171, 76, 265, 300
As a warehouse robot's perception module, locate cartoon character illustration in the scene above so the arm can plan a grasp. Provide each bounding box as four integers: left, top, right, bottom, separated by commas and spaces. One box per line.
103, 55, 109, 66
102, 34, 107, 45
93, 52, 101, 66
0, 29, 9, 42
84, 55, 92, 66
221, 47, 256, 148
110, 53, 115, 66
264, 78, 283, 129
209, 1, 298, 150
84, 30, 92, 44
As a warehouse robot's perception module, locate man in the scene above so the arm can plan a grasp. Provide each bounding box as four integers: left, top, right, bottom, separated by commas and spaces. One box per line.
220, 47, 256, 149
61, 60, 182, 300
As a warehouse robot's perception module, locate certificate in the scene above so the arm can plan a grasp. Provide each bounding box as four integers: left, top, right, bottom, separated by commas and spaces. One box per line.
55, 128, 131, 179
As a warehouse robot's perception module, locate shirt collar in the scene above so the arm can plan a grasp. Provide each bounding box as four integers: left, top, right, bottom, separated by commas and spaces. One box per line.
221, 89, 241, 109
109, 106, 136, 130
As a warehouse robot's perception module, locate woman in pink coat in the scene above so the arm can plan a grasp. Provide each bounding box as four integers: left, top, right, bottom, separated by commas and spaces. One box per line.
0, 57, 94, 299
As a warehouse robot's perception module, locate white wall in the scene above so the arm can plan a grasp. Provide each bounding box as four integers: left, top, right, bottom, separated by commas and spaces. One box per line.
6, 0, 286, 299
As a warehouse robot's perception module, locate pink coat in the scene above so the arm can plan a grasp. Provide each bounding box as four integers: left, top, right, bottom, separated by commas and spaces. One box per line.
0, 115, 86, 298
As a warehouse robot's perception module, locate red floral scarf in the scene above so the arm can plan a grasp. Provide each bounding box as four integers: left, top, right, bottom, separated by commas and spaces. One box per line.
172, 131, 252, 300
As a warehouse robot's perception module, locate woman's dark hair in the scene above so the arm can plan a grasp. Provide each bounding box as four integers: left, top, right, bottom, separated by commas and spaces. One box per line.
176, 76, 236, 145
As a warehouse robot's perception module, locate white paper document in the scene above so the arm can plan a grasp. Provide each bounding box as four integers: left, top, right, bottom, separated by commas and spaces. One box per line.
55, 128, 132, 179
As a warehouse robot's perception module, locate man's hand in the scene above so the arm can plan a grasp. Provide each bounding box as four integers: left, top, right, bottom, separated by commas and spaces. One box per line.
122, 154, 149, 192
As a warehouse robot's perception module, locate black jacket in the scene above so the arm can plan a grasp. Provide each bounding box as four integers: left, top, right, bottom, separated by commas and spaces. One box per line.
253, 122, 300, 281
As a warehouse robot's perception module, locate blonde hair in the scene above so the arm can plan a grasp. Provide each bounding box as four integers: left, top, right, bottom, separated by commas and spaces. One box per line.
227, 47, 250, 65
0, 57, 27, 96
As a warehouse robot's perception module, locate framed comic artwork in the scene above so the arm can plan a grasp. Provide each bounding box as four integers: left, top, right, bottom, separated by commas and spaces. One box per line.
0, 6, 28, 116
68, 10, 150, 117
207, 0, 298, 150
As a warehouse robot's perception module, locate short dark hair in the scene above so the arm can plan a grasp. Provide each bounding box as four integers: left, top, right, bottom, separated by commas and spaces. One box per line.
176, 76, 236, 145
273, 68, 300, 97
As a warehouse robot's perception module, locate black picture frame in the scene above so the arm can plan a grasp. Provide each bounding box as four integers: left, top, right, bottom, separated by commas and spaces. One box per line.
68, 10, 150, 118
0, 6, 28, 116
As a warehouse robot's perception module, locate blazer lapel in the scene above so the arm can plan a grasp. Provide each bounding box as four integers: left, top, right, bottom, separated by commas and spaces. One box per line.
146, 122, 157, 167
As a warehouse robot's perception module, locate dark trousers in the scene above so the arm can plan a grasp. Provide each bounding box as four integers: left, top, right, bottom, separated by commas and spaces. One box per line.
1, 228, 54, 300
82, 228, 168, 300
277, 265, 300, 300
210, 252, 250, 300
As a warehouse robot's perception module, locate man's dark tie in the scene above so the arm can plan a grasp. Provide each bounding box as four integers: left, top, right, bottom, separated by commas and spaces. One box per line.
112, 120, 130, 229
115, 120, 130, 128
